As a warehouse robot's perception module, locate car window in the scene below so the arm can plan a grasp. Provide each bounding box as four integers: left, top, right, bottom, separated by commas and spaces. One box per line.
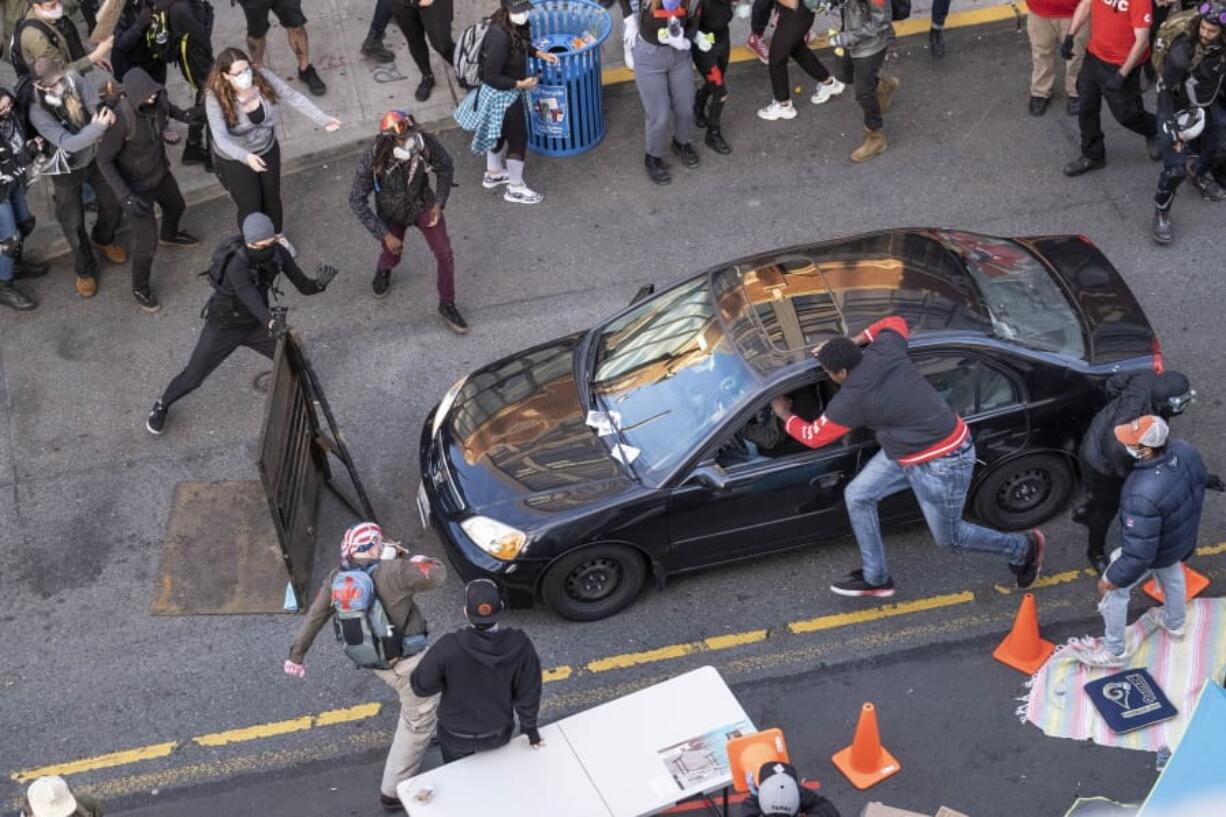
914, 355, 1020, 416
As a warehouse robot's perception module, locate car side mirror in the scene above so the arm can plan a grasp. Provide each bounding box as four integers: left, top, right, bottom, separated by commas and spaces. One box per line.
630, 284, 655, 305
689, 463, 730, 491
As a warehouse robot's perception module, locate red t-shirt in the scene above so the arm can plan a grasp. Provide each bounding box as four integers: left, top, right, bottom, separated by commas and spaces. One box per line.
1088, 0, 1153, 66
1028, 0, 1078, 20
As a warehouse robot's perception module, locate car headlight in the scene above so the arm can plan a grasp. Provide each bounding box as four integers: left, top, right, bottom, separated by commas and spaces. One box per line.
460, 516, 529, 561
431, 376, 467, 438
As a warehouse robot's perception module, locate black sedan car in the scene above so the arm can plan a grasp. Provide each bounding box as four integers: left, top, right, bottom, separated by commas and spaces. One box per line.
417, 229, 1168, 621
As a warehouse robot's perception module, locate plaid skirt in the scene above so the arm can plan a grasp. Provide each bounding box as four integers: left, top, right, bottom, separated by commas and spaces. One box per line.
453, 84, 526, 155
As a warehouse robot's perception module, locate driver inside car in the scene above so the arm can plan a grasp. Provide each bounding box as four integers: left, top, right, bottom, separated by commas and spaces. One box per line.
718, 385, 824, 466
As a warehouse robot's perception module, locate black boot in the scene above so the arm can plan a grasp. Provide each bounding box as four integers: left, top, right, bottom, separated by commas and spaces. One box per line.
415, 73, 435, 102
693, 87, 711, 129
929, 26, 945, 58
0, 280, 37, 311
704, 98, 730, 154
13, 239, 48, 279
182, 141, 210, 166
645, 154, 671, 185
360, 33, 395, 63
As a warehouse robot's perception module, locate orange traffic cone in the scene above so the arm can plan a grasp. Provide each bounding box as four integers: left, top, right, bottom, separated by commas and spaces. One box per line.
992, 592, 1055, 675
1144, 564, 1209, 603
727, 729, 790, 793
831, 703, 900, 790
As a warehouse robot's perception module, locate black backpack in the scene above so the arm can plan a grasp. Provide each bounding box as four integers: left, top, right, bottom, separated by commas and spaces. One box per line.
203, 235, 246, 289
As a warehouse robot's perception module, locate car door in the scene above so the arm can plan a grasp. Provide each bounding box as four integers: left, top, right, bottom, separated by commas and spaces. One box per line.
875, 350, 1030, 522
666, 423, 863, 570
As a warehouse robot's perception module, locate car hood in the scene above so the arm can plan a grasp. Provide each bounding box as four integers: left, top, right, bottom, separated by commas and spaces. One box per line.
1019, 235, 1155, 364
436, 334, 636, 517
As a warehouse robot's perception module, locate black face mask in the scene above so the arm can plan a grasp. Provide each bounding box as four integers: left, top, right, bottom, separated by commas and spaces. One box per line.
247, 246, 277, 265
139, 100, 158, 113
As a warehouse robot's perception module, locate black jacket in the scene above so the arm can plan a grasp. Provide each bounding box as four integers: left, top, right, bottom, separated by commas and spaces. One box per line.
1079, 371, 1190, 480
0, 90, 37, 200
112, 0, 163, 79
348, 132, 454, 239
207, 240, 322, 326
410, 626, 543, 747
96, 67, 194, 198
481, 22, 531, 90
1106, 439, 1209, 587
163, 0, 214, 89
1157, 34, 1226, 120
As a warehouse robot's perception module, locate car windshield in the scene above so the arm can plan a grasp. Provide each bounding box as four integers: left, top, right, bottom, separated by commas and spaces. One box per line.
939, 231, 1087, 359
590, 275, 762, 485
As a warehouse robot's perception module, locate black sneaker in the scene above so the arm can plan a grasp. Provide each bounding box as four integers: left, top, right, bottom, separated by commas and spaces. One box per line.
929, 26, 946, 58
133, 289, 161, 313
705, 127, 731, 155
415, 73, 435, 103
146, 400, 168, 435
360, 34, 395, 63
298, 64, 327, 96
0, 281, 37, 311
830, 569, 896, 598
159, 231, 200, 247
1010, 529, 1046, 589
645, 154, 671, 185
672, 140, 700, 168
1063, 155, 1105, 177
438, 301, 469, 334
380, 792, 404, 812
372, 269, 391, 299
1028, 95, 1049, 116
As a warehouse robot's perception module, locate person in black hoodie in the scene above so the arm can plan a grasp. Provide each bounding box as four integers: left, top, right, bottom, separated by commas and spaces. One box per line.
95, 67, 201, 312
1076, 369, 1192, 574
692, 0, 734, 154
348, 109, 465, 333
162, 0, 216, 166
145, 212, 333, 435
0, 88, 47, 311
410, 578, 543, 763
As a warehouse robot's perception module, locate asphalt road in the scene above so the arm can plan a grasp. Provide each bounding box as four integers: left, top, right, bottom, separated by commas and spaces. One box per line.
2, 21, 1224, 814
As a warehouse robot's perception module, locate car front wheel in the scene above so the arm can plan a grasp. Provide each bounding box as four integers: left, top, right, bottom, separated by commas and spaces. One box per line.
541, 544, 648, 622
972, 453, 1075, 531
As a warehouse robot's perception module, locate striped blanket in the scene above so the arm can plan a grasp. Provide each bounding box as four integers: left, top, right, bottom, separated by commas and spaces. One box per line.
453, 85, 526, 155
1023, 598, 1226, 752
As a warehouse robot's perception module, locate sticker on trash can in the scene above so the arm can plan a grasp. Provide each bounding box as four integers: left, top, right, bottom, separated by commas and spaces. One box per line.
530, 85, 568, 138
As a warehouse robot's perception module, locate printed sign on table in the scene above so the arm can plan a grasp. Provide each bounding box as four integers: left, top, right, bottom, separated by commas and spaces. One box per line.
657, 719, 753, 791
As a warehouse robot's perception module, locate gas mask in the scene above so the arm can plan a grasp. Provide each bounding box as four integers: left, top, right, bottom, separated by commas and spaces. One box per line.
392, 132, 424, 160
230, 69, 254, 90
39, 82, 66, 107
509, 10, 529, 24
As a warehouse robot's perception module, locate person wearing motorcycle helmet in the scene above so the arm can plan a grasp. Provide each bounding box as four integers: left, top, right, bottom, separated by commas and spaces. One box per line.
285, 521, 447, 813
349, 109, 467, 334
1152, 0, 1226, 243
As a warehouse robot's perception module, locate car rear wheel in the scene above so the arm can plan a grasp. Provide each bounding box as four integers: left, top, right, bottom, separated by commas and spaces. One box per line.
972, 453, 1075, 532
541, 544, 647, 622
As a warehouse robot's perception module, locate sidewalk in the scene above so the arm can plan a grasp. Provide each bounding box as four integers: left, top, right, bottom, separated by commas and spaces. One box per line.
10, 0, 1015, 259
109, 623, 1158, 817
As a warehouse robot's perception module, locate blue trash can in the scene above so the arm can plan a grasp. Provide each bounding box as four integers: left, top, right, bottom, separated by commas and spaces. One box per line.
525, 0, 612, 157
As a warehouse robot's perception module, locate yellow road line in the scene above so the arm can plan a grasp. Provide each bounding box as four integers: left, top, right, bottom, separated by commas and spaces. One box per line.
193, 717, 313, 748
1198, 541, 1226, 556
543, 665, 574, 682
994, 569, 1089, 595
787, 591, 974, 634
314, 703, 381, 727
602, 1, 1029, 85
12, 743, 178, 784
586, 628, 769, 673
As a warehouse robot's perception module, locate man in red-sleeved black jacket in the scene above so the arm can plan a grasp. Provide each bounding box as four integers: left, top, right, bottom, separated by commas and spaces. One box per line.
769, 316, 1046, 597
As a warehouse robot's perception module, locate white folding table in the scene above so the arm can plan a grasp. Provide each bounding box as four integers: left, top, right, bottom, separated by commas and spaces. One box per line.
398, 665, 755, 817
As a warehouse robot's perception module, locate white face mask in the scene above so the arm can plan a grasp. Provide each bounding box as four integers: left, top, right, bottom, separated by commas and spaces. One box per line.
229, 69, 254, 90
509, 11, 530, 25
43, 92, 63, 106
1124, 444, 1145, 460
37, 2, 64, 19
392, 146, 416, 160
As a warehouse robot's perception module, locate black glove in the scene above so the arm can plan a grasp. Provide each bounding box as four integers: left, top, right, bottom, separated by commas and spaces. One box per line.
1105, 71, 1126, 92
268, 307, 289, 339
185, 105, 206, 124
123, 195, 151, 217
1207, 474, 1225, 493
315, 263, 339, 290
1059, 34, 1075, 60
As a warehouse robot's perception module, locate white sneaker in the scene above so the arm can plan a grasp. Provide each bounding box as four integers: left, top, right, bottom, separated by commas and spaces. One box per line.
504, 184, 543, 205
483, 171, 510, 189
757, 100, 797, 121
1070, 637, 1129, 668
811, 77, 846, 105
1144, 607, 1186, 640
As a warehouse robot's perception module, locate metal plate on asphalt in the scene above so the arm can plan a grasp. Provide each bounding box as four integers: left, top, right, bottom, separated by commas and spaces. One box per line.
416, 481, 431, 529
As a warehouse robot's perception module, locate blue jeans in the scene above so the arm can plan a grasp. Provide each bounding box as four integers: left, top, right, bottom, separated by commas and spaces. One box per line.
0, 185, 31, 283
845, 442, 1029, 585
1099, 549, 1187, 656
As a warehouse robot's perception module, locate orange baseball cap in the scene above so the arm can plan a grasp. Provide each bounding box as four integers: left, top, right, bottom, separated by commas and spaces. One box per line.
1114, 415, 1169, 448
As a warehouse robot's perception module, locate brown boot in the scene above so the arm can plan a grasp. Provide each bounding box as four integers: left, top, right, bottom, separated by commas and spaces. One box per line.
75, 275, 98, 298
851, 129, 887, 163
875, 75, 900, 114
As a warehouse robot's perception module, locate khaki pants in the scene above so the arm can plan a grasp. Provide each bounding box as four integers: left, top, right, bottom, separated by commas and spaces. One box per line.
1027, 14, 1088, 99
373, 651, 440, 798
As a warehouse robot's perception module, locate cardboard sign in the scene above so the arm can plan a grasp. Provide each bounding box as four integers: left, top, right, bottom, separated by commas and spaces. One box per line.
1083, 668, 1178, 734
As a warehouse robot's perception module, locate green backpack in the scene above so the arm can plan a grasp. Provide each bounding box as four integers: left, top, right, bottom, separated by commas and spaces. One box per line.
1151, 10, 1199, 78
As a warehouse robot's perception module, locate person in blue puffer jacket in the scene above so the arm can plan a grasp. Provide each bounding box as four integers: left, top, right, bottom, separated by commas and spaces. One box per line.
1074, 415, 1223, 667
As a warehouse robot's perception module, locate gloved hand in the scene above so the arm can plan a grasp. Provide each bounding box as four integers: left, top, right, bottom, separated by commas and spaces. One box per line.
659, 17, 691, 50
1105, 71, 1125, 92
694, 30, 715, 52
268, 307, 289, 339
622, 14, 638, 70
1207, 473, 1225, 492
1059, 33, 1075, 60
123, 195, 151, 217
283, 659, 306, 678
315, 263, 339, 290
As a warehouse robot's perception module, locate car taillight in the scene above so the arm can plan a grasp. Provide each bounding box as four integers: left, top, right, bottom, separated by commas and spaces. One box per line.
1151, 336, 1164, 374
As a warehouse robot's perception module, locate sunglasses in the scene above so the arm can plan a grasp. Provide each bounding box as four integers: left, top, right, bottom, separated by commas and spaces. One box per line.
1199, 3, 1226, 24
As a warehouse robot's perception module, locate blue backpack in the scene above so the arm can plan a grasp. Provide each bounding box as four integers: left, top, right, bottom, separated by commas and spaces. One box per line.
331, 565, 400, 669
